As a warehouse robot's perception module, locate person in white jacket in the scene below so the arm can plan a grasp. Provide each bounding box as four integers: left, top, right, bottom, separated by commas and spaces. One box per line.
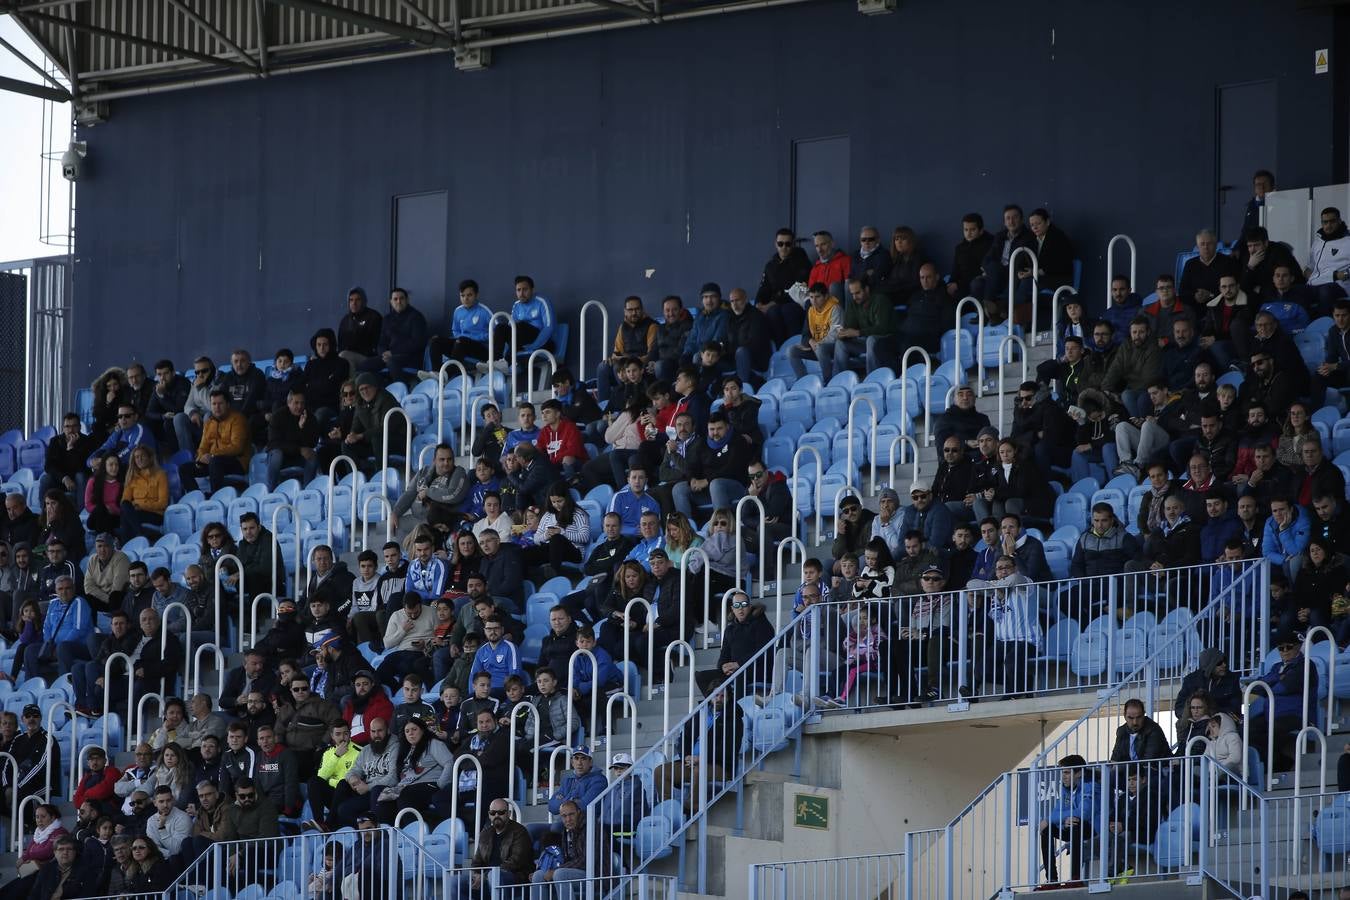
1307, 207, 1350, 308
1203, 711, 1244, 772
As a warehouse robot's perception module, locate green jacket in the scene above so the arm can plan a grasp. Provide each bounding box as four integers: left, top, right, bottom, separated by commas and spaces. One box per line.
352, 388, 404, 461
843, 293, 898, 338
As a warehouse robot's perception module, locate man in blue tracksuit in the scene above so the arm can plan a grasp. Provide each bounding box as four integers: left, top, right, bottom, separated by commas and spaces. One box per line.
548, 746, 608, 820
86, 405, 156, 469
426, 278, 494, 371
682, 283, 730, 364
469, 617, 526, 694
1038, 754, 1097, 885
609, 466, 662, 537
490, 275, 554, 362
26, 575, 94, 676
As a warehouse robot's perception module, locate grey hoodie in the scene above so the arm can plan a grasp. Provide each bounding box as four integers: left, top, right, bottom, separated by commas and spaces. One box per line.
350, 739, 400, 789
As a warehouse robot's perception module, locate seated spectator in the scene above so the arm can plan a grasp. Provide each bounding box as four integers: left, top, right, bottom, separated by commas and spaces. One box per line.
1160, 317, 1204, 391
1264, 495, 1311, 580
1311, 492, 1350, 555
1296, 440, 1346, 509
73, 608, 139, 714
1231, 404, 1278, 485
1180, 228, 1239, 308
1197, 271, 1252, 386
1199, 492, 1242, 563
787, 282, 845, 381
552, 369, 602, 427
896, 264, 951, 354
456, 798, 534, 895
25, 576, 92, 677
996, 514, 1051, 583
754, 228, 810, 344
724, 287, 772, 386
1109, 698, 1170, 764
975, 204, 1034, 321
594, 296, 658, 407
1104, 768, 1161, 881
933, 387, 991, 451
347, 374, 405, 472
1012, 382, 1074, 474
1070, 502, 1140, 579
945, 213, 993, 299
505, 443, 558, 511
932, 436, 976, 520
1016, 208, 1074, 322
90, 367, 131, 442
359, 287, 428, 380
1069, 390, 1124, 482
1249, 310, 1310, 396
537, 399, 588, 483
264, 389, 321, 490
1142, 275, 1191, 347
1098, 277, 1141, 339
424, 278, 492, 376
38, 413, 92, 503
833, 278, 897, 375
1306, 206, 1350, 307
693, 591, 772, 696
1112, 381, 1190, 479
83, 532, 129, 615
672, 411, 751, 523
377, 594, 436, 689
478, 529, 525, 610
809, 230, 851, 299
216, 349, 269, 440
1288, 537, 1342, 634
901, 481, 956, 552
1240, 226, 1304, 305
88, 402, 156, 473
527, 483, 590, 574
1125, 494, 1200, 600
177, 390, 250, 494
851, 225, 894, 293
895, 564, 955, 702
1276, 402, 1318, 470
830, 495, 874, 574
868, 487, 903, 557
651, 296, 692, 382
1247, 632, 1314, 771
974, 438, 1050, 521
1102, 317, 1164, 418
391, 443, 469, 533
485, 275, 552, 368
680, 283, 730, 366
893, 531, 940, 597
119, 445, 168, 543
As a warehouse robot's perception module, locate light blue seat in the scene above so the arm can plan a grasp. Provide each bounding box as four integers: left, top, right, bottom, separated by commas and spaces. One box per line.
193, 498, 226, 531
162, 504, 193, 537
780, 390, 814, 427
1069, 632, 1107, 679
815, 386, 850, 423
1112, 626, 1148, 675
1090, 488, 1126, 523
1053, 493, 1088, 533
1032, 618, 1080, 664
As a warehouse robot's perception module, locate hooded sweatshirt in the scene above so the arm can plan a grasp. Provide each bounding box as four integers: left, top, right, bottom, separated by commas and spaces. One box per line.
304, 328, 348, 412
338, 287, 382, 357
1203, 712, 1244, 769
1308, 222, 1350, 286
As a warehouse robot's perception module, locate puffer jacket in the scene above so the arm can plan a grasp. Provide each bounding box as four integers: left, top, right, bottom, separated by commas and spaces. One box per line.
1203, 712, 1244, 770
351, 376, 404, 461
123, 468, 169, 515
1070, 523, 1140, 578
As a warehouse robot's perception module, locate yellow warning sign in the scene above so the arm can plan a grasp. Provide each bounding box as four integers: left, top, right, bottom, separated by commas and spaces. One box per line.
1316, 49, 1329, 74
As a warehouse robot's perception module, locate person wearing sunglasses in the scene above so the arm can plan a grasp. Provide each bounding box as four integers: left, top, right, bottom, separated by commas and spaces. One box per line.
754, 227, 810, 345
694, 590, 773, 696
172, 355, 217, 456
86, 403, 156, 474
1248, 630, 1313, 773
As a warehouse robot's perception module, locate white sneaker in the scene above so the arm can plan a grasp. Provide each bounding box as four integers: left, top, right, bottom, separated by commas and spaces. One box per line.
491, 359, 510, 372
416, 370, 437, 382
474, 362, 490, 375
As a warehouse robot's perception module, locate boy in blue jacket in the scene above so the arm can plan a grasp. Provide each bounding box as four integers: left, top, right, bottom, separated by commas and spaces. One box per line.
1038, 754, 1097, 886
570, 627, 622, 710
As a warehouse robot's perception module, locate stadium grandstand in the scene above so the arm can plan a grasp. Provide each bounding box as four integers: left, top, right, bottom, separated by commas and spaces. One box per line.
1, 1, 1350, 898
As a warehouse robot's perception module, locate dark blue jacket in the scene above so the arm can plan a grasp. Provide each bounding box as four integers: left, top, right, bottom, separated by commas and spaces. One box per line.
682, 307, 730, 359
378, 304, 429, 358
1200, 510, 1242, 564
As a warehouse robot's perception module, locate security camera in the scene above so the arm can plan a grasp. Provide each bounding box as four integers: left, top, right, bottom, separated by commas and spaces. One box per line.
61, 141, 87, 183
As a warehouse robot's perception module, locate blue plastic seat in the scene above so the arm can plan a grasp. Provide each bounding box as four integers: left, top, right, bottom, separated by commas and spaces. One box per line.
1069, 632, 1107, 679
193, 498, 226, 531
815, 386, 850, 423
1089, 488, 1126, 523
1053, 493, 1088, 533
1033, 618, 1080, 664
162, 504, 193, 537
780, 390, 814, 426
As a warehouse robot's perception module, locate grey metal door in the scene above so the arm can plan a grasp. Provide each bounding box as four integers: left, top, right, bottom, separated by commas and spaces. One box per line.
792, 136, 851, 249
392, 191, 450, 331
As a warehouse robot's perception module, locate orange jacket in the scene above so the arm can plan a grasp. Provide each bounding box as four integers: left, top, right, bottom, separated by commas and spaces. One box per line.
198, 410, 253, 467
123, 468, 169, 514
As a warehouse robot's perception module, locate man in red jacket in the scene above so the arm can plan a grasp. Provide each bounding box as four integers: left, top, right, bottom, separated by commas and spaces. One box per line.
73, 746, 122, 815
537, 399, 588, 482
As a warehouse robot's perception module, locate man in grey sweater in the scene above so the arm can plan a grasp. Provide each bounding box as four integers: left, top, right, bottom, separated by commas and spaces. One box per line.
390, 443, 470, 531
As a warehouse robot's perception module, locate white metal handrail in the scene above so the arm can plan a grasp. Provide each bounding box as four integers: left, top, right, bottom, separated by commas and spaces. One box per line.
360, 491, 393, 552
662, 640, 695, 739
622, 596, 655, 700
952, 297, 984, 395
679, 546, 712, 650
1048, 285, 1076, 396
525, 348, 558, 402
1303, 626, 1336, 735
545, 745, 574, 825
325, 454, 360, 558
886, 434, 920, 489
466, 393, 492, 464
733, 494, 767, 596
566, 649, 600, 747
0, 752, 18, 851
133, 691, 165, 749
846, 395, 879, 494
790, 445, 823, 544
773, 536, 806, 628
1292, 724, 1329, 876
44, 701, 78, 798
101, 651, 134, 750
434, 359, 471, 451
1007, 246, 1039, 341
191, 643, 226, 697
898, 345, 933, 444
716, 587, 742, 645
448, 753, 485, 839
604, 692, 638, 772
1242, 680, 1276, 791
1106, 233, 1137, 301
159, 600, 194, 691
485, 311, 519, 403
248, 593, 278, 652
994, 334, 1028, 436
268, 501, 303, 600
507, 701, 542, 806
578, 300, 610, 389
379, 405, 414, 503
211, 551, 242, 652
15, 794, 45, 859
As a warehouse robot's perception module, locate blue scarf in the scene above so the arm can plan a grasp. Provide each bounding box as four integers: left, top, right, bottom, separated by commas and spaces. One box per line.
706, 428, 733, 452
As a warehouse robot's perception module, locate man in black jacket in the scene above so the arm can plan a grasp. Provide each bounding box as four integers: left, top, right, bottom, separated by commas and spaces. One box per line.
539, 606, 579, 675
478, 530, 525, 611
216, 349, 269, 437
505, 443, 557, 511
947, 213, 994, 299
38, 414, 94, 501
896, 264, 949, 353
264, 389, 321, 489
338, 287, 382, 373
144, 359, 190, 446
754, 228, 810, 345
1108, 699, 1171, 766
934, 386, 992, 451
0, 493, 39, 549
694, 593, 773, 695
1240, 226, 1305, 305
671, 412, 751, 526
743, 459, 792, 547
726, 288, 773, 387
976, 204, 1035, 321
219, 648, 279, 716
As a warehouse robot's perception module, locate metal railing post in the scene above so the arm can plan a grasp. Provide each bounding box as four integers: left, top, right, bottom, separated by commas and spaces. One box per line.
789, 445, 823, 544
379, 406, 414, 502
846, 395, 879, 494
733, 494, 767, 595
325, 454, 360, 559
1007, 247, 1039, 340
886, 434, 920, 490
898, 346, 934, 444
994, 335, 1028, 437
578, 300, 610, 389
1105, 234, 1137, 301
211, 551, 243, 652
952, 297, 985, 395
433, 359, 471, 450
524, 348, 558, 402
621, 596, 655, 700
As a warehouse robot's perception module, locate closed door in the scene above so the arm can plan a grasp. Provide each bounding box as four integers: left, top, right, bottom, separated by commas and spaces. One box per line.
1216, 81, 1278, 244
392, 191, 450, 329
792, 136, 851, 249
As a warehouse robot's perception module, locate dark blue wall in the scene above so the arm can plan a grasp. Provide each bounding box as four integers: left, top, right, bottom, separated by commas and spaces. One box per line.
72, 0, 1341, 384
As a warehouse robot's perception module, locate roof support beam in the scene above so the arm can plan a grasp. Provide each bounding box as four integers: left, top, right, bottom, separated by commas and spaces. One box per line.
0, 31, 65, 88
254, 0, 269, 73
0, 72, 70, 101
264, 0, 455, 48
164, 0, 261, 72
16, 8, 258, 72
586, 0, 656, 19
396, 0, 452, 39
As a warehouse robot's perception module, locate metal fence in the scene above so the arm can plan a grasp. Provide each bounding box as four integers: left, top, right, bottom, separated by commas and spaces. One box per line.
749, 852, 905, 900
493, 872, 678, 900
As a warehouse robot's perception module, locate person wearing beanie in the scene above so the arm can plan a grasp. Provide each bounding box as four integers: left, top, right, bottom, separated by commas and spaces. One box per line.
346, 374, 403, 469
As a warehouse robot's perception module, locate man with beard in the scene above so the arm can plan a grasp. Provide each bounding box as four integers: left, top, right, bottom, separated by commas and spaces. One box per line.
340, 670, 394, 746
334, 718, 398, 827
1307, 207, 1350, 310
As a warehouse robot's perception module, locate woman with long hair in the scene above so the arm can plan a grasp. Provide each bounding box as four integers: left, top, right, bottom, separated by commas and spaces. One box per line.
151, 742, 194, 808
40, 489, 86, 556
601, 559, 652, 624
125, 836, 173, 892
373, 716, 451, 823
1277, 401, 1317, 468
6, 599, 43, 682
120, 444, 169, 542
83, 453, 124, 536
198, 521, 240, 602
699, 507, 750, 597
662, 511, 703, 568
526, 481, 591, 572
447, 531, 482, 591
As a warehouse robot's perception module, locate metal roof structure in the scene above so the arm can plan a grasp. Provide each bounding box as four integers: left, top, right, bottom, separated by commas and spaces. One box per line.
1, 0, 845, 111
